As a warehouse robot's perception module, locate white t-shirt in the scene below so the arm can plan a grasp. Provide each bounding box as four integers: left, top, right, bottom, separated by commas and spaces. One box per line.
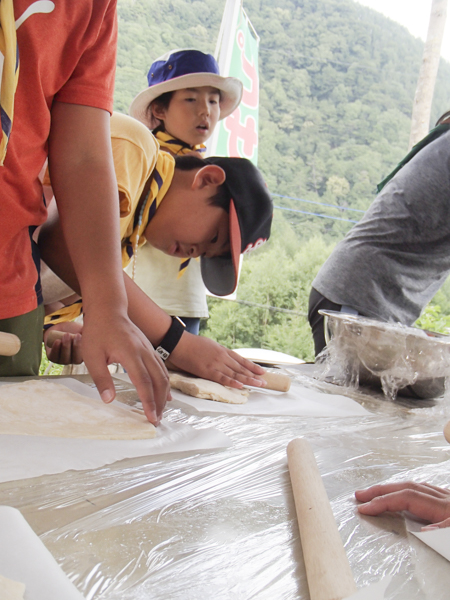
127, 245, 209, 318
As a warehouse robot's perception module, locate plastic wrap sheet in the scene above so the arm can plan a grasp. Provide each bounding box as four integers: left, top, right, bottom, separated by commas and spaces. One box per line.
0, 371, 450, 599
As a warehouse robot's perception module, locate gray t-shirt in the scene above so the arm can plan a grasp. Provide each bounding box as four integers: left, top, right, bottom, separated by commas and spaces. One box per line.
312, 130, 450, 325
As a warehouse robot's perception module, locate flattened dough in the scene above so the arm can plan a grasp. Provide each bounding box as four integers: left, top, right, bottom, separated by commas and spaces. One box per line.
0, 574, 25, 600
0, 380, 156, 439
169, 373, 249, 404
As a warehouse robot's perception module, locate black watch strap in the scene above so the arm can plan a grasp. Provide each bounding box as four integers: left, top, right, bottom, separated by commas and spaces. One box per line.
155, 316, 186, 360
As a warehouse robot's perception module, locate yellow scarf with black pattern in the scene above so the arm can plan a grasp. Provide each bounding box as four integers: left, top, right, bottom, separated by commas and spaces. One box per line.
155, 130, 206, 157
122, 149, 174, 268
155, 131, 206, 277
44, 151, 175, 327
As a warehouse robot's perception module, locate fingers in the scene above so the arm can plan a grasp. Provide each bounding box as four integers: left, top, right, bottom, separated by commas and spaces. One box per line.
228, 350, 266, 376
226, 353, 267, 387
71, 333, 83, 364
44, 324, 84, 365
422, 516, 450, 530
217, 360, 266, 389
355, 482, 447, 503
44, 332, 83, 364
85, 358, 116, 406
85, 347, 169, 426
356, 483, 450, 524
206, 360, 265, 389
78, 306, 172, 425
211, 371, 257, 389
125, 350, 171, 426
49, 312, 171, 425
205, 346, 267, 388
419, 482, 450, 497
170, 334, 268, 389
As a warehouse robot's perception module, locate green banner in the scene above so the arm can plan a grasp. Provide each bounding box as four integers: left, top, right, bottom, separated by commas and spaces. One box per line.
214, 7, 259, 165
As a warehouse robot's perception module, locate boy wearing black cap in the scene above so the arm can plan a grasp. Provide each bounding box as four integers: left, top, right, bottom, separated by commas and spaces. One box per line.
39, 113, 272, 411
143, 153, 272, 297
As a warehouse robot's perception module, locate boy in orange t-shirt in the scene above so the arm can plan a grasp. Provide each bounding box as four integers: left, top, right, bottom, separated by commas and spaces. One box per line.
0, 0, 169, 424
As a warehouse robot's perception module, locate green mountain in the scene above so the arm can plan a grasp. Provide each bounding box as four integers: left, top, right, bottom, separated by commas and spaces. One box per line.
116, 0, 450, 359
116, 0, 450, 227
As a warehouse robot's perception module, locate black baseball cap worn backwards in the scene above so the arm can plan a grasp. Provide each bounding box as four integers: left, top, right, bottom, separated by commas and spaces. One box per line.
200, 157, 273, 296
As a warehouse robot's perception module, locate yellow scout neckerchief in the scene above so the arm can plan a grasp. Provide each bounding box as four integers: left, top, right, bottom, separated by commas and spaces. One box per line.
43, 300, 83, 329
122, 149, 174, 270
155, 131, 206, 277
155, 130, 206, 157
44, 152, 175, 327
0, 0, 19, 165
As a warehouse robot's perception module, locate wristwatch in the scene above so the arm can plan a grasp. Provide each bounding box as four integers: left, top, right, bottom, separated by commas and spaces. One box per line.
155, 316, 186, 360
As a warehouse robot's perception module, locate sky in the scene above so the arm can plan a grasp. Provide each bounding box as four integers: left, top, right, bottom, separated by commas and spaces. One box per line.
355, 0, 450, 63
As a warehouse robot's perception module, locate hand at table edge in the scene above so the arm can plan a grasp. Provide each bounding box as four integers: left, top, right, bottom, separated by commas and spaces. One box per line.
355, 481, 450, 529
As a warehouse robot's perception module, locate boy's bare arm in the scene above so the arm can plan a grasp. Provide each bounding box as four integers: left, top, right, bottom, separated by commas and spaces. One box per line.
40, 260, 265, 387
47, 101, 170, 425
123, 275, 266, 388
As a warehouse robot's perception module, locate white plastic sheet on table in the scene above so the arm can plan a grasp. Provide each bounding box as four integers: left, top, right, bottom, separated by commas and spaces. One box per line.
0, 367, 449, 599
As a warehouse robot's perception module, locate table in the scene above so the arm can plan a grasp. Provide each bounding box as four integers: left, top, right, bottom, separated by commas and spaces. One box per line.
1, 366, 449, 599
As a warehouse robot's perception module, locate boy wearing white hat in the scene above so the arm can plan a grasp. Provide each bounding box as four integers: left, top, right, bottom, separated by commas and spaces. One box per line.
128, 49, 243, 335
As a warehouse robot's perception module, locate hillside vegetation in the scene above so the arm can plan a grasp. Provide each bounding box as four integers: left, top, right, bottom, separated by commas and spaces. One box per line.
116, 0, 450, 359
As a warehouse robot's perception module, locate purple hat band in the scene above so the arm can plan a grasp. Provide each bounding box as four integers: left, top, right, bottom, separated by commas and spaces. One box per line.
147, 51, 220, 88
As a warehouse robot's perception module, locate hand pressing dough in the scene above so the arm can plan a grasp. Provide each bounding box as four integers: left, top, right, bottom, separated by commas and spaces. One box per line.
0, 574, 26, 600
169, 373, 249, 404
0, 380, 156, 439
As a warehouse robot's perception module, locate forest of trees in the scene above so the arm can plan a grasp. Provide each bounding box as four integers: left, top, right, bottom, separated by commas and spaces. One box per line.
115, 0, 450, 361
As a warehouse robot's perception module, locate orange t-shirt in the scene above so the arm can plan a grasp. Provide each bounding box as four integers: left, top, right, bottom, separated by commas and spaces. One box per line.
0, 0, 117, 319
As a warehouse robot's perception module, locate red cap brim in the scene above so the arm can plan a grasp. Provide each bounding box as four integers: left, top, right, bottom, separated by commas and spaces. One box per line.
228, 199, 242, 294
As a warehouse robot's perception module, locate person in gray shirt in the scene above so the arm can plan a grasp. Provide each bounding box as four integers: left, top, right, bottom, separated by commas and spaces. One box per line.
309, 114, 450, 357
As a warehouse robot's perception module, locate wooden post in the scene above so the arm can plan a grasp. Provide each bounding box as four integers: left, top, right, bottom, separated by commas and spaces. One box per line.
409, 0, 448, 149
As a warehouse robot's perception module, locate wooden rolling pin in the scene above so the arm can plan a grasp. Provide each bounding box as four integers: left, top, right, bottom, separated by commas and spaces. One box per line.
262, 370, 291, 392
0, 332, 21, 357
287, 438, 357, 600
444, 420, 450, 444
45, 329, 66, 347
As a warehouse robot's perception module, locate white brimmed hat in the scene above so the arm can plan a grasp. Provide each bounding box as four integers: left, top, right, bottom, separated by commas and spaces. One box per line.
129, 49, 243, 129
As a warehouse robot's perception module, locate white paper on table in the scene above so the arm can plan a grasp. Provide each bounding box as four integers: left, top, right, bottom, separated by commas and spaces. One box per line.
0, 505, 85, 599
169, 379, 369, 417
0, 379, 231, 483
344, 575, 392, 599
411, 528, 450, 562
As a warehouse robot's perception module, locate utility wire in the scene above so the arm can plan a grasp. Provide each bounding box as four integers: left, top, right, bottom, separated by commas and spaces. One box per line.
271, 192, 366, 214
212, 185, 365, 314
274, 205, 359, 224
210, 297, 308, 318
